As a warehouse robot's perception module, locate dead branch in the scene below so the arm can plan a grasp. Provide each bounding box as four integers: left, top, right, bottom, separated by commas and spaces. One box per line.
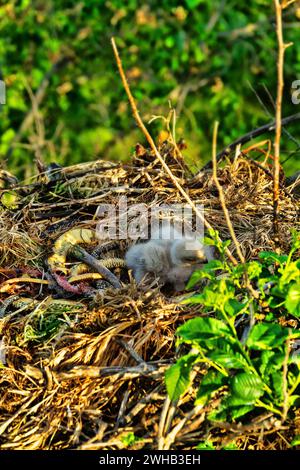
281, 333, 291, 422
198, 112, 300, 172
212, 121, 245, 264
70, 245, 122, 289
273, 0, 293, 236
54, 362, 168, 381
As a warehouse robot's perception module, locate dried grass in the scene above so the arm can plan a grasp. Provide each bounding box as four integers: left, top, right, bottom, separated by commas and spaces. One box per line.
0, 141, 299, 450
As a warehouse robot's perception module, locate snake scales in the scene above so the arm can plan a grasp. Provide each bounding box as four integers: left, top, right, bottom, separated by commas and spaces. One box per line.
47, 228, 126, 290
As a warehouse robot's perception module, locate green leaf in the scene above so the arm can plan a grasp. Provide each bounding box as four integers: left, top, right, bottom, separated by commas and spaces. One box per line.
291, 231, 300, 252
257, 276, 279, 296
185, 270, 211, 289
259, 251, 288, 266
259, 350, 275, 376
290, 435, 300, 447
196, 440, 216, 450
207, 401, 228, 422
186, 260, 224, 288
185, 0, 204, 9
246, 323, 289, 350
195, 370, 228, 405
182, 293, 205, 304
224, 298, 247, 317
165, 354, 197, 401
187, 279, 235, 310
230, 404, 254, 419
120, 432, 143, 447
203, 235, 217, 246
285, 283, 300, 318
279, 262, 300, 288
176, 317, 234, 343
1, 191, 19, 209
231, 372, 264, 404
222, 442, 238, 450
222, 240, 232, 249
246, 261, 263, 280
288, 395, 300, 407
270, 371, 283, 400
202, 259, 225, 271
258, 350, 285, 377
207, 351, 249, 370
232, 264, 246, 278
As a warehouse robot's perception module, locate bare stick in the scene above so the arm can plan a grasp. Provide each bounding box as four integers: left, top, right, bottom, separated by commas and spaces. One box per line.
281, 333, 290, 422
111, 37, 237, 265
55, 362, 166, 381
249, 82, 300, 148
117, 339, 146, 364
70, 245, 122, 289
212, 122, 245, 264
273, 0, 293, 236
157, 395, 172, 450
198, 112, 300, 172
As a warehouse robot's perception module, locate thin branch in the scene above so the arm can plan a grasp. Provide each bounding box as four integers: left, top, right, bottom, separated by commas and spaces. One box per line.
159, 404, 204, 450
70, 245, 122, 289
55, 362, 167, 381
111, 37, 237, 265
273, 0, 293, 236
117, 339, 146, 364
249, 82, 300, 149
23, 78, 46, 172
282, 333, 290, 422
212, 122, 245, 264
273, 0, 284, 236
198, 112, 300, 172
157, 395, 172, 450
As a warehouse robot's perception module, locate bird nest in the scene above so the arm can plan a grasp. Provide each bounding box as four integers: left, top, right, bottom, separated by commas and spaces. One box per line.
0, 140, 299, 450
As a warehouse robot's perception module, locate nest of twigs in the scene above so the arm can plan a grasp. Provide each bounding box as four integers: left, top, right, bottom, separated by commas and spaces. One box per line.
0, 140, 299, 450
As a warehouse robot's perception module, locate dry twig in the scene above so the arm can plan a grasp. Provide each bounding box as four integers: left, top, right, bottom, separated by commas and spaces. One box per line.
212, 121, 245, 264
199, 112, 300, 172
273, 0, 293, 236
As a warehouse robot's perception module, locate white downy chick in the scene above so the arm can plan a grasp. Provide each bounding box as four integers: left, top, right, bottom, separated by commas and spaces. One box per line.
166, 264, 196, 291
125, 240, 172, 286
125, 224, 214, 290
166, 238, 214, 290
170, 237, 215, 266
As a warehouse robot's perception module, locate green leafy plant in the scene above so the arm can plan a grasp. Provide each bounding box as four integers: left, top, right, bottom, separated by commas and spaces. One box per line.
18, 301, 81, 344
165, 230, 300, 422
120, 432, 144, 448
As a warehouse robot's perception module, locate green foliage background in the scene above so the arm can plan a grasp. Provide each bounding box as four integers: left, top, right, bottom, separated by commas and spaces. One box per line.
0, 0, 299, 179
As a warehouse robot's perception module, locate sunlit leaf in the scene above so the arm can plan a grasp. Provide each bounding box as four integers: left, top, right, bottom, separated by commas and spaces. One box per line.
195, 370, 228, 405
246, 323, 289, 350
165, 353, 197, 401
177, 317, 234, 342
231, 372, 264, 404
285, 283, 300, 318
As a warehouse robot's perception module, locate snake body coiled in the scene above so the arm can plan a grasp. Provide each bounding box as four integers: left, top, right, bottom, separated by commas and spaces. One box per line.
47, 228, 125, 291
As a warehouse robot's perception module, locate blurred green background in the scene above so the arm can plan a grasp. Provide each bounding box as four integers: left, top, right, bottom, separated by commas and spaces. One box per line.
0, 0, 299, 180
